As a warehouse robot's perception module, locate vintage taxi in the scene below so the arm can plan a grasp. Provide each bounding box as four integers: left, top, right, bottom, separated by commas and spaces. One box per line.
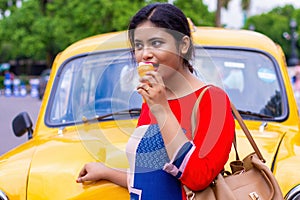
0, 24, 300, 199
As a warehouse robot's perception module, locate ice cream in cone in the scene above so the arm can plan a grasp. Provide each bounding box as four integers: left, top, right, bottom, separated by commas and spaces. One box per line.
137, 62, 155, 77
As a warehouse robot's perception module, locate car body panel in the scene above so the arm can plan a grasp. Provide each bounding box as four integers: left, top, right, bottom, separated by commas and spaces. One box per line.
0, 140, 36, 199
1, 26, 300, 199
27, 120, 132, 199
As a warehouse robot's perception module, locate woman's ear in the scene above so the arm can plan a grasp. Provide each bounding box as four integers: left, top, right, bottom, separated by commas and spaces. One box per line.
180, 35, 190, 55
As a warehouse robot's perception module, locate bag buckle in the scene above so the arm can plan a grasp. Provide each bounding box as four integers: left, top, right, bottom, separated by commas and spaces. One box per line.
249, 192, 260, 200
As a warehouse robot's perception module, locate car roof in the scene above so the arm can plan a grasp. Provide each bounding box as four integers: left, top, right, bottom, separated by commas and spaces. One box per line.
192, 27, 278, 53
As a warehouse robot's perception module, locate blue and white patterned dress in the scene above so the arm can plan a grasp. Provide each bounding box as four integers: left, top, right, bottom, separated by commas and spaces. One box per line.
126, 124, 183, 200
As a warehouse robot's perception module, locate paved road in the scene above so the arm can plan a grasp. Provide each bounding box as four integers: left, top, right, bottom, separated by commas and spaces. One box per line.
0, 95, 41, 155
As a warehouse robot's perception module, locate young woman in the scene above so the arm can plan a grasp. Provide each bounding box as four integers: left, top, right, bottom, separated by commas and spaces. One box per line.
77, 3, 235, 199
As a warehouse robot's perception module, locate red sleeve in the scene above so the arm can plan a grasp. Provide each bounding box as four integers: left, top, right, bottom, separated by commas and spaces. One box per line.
180, 86, 235, 191
136, 102, 157, 127
137, 103, 149, 126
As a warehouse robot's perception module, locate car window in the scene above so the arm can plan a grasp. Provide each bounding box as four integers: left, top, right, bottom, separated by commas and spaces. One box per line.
47, 50, 142, 126
194, 47, 285, 119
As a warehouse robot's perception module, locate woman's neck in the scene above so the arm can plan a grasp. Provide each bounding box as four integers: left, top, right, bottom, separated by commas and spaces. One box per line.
164, 69, 205, 99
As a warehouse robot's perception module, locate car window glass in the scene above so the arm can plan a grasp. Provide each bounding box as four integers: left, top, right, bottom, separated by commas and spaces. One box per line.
194, 48, 284, 119
48, 50, 142, 126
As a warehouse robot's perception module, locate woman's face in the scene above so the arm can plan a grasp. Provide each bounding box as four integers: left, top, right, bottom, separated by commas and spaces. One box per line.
133, 21, 184, 79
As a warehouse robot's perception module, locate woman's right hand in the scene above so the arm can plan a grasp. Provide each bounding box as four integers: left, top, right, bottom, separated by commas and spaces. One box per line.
77, 162, 128, 187
76, 162, 109, 183
137, 71, 170, 115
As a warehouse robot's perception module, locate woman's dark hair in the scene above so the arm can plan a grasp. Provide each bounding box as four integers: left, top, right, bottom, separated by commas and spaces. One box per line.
128, 3, 195, 72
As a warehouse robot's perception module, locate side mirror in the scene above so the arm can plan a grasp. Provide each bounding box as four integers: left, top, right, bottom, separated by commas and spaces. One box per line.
12, 112, 33, 140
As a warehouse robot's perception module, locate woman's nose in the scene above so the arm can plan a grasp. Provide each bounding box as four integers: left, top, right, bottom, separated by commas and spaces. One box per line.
142, 47, 154, 61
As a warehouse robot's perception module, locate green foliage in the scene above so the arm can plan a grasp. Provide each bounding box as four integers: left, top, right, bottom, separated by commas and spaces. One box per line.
1, 0, 298, 68
0, 0, 214, 66
0, 0, 45, 60
244, 5, 300, 61
0, 76, 3, 89
0, 0, 10, 11
174, 0, 214, 26
0, 0, 149, 64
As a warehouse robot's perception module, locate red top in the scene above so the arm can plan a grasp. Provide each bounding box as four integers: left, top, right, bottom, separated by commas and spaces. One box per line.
137, 85, 235, 193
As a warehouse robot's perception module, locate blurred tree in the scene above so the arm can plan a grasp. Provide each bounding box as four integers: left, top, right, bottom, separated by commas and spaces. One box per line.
0, 0, 45, 61
241, 0, 251, 26
1, 0, 297, 69
0, 0, 148, 66
0, 0, 213, 67
174, 0, 214, 26
244, 5, 299, 63
215, 0, 231, 27
215, 0, 251, 27
40, 0, 147, 65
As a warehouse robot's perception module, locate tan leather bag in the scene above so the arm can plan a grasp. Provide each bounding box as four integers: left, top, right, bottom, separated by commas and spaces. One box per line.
184, 86, 284, 200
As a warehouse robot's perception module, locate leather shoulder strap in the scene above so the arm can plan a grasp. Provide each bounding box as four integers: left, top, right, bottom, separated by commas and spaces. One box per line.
230, 103, 266, 162
190, 85, 266, 163
191, 85, 211, 139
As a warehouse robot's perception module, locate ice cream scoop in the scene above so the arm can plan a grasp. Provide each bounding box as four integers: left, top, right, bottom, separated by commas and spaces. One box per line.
137, 62, 155, 77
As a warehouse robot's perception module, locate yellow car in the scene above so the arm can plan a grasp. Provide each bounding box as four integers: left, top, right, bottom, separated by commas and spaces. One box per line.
1, 25, 300, 200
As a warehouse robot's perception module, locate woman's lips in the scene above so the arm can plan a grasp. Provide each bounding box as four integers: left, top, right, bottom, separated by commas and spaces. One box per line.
142, 62, 159, 68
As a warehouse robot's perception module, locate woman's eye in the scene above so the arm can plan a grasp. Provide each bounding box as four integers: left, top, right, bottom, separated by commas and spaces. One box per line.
152, 40, 163, 47
134, 43, 143, 50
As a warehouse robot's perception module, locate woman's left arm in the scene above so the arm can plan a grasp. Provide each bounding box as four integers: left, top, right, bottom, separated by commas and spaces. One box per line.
163, 87, 235, 191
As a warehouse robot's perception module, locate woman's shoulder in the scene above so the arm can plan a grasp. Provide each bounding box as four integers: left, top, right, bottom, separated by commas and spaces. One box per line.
195, 85, 231, 106
197, 84, 228, 96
